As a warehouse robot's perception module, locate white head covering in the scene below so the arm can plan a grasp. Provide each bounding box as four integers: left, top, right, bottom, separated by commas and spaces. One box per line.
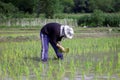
61, 25, 74, 39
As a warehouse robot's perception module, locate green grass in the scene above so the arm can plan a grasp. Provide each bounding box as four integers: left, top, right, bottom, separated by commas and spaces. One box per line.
0, 28, 120, 80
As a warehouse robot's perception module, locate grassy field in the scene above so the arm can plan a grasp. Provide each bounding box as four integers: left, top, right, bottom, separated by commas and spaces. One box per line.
0, 27, 120, 80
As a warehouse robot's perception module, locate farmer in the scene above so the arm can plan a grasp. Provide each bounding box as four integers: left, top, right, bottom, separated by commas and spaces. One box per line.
40, 22, 74, 62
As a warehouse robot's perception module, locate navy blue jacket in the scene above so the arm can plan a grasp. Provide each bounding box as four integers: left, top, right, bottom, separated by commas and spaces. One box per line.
41, 23, 63, 44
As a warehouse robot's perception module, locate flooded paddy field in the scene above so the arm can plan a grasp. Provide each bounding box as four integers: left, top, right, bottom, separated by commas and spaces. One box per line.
0, 28, 120, 80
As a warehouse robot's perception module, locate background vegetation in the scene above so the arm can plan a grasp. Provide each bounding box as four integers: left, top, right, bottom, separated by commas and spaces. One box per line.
78, 10, 120, 27
0, 0, 120, 27
0, 0, 120, 18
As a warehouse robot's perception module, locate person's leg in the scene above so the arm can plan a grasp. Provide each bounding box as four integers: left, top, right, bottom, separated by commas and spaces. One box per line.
40, 32, 49, 61
50, 42, 63, 60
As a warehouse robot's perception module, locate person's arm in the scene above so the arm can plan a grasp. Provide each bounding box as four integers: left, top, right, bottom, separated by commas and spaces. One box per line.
56, 42, 65, 52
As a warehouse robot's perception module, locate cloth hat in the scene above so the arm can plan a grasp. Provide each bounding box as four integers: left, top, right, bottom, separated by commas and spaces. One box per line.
63, 25, 74, 39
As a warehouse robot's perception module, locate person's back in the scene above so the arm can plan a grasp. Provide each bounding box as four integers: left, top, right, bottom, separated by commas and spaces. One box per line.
41, 23, 62, 44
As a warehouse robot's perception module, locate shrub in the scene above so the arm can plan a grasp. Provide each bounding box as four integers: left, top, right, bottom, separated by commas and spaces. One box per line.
103, 13, 120, 27
77, 15, 91, 26
78, 11, 120, 27
90, 10, 105, 27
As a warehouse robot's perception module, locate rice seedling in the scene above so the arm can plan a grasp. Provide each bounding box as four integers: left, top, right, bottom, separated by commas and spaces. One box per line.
0, 28, 120, 80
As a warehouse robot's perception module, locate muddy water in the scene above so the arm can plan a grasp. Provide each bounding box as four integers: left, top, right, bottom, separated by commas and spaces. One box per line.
1, 33, 120, 80
14, 51, 120, 80
75, 33, 120, 38
1, 50, 120, 80
63, 50, 120, 80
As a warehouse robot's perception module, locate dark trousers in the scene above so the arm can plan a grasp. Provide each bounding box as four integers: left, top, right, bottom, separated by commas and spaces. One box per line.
40, 32, 63, 61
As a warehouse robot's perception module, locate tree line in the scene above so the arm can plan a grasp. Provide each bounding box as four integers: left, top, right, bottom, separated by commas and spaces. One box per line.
0, 0, 120, 18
